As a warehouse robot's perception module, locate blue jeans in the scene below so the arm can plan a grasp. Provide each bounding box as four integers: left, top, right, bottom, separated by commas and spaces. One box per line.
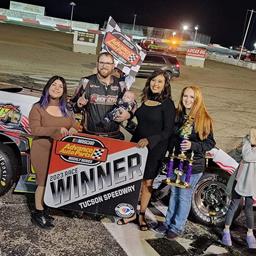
165, 172, 203, 235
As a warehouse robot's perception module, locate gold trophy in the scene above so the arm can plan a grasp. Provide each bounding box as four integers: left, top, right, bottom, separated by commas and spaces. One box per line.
164, 117, 194, 188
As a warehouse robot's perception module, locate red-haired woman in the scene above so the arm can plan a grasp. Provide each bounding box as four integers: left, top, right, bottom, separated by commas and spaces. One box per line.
156, 86, 216, 239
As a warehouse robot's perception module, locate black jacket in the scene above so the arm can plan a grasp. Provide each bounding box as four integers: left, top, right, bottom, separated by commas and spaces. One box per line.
169, 113, 216, 174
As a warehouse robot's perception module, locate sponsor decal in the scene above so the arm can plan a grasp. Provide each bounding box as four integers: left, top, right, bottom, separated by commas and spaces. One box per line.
110, 85, 119, 91
89, 84, 99, 88
90, 94, 118, 105
0, 103, 30, 133
0, 104, 21, 125
115, 203, 135, 218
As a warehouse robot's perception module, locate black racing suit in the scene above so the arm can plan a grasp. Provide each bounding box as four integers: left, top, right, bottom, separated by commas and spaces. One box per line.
70, 74, 124, 139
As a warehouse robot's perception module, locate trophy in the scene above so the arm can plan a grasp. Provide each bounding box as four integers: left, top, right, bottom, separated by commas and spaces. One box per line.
164, 117, 194, 188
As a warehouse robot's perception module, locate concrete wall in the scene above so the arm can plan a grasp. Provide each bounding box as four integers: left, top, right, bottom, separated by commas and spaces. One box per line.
207, 53, 256, 71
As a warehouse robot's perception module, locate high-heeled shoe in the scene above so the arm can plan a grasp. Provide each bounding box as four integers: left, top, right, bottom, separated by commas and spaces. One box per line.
31, 210, 54, 229
138, 212, 149, 231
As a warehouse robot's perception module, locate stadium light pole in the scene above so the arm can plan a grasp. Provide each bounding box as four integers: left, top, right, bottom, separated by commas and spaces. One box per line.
193, 25, 199, 44
132, 14, 137, 34
182, 24, 188, 41
238, 9, 254, 62
69, 2, 76, 31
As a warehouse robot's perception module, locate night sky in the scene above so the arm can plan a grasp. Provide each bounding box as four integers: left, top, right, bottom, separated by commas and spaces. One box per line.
1, 0, 256, 49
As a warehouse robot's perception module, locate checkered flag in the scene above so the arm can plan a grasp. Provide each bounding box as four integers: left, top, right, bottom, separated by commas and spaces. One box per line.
92, 148, 105, 160
102, 16, 146, 83
128, 54, 139, 63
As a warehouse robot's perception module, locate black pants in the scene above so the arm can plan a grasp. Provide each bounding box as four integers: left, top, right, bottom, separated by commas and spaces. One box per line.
225, 189, 254, 229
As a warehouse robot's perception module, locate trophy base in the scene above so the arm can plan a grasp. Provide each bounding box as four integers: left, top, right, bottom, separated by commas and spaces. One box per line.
163, 179, 190, 189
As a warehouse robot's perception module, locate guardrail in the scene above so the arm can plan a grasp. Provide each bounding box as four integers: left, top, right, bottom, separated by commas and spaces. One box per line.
207, 53, 256, 71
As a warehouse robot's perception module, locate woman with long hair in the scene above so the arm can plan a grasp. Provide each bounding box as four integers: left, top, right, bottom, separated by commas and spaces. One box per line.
156, 85, 215, 238
117, 70, 176, 230
29, 75, 78, 229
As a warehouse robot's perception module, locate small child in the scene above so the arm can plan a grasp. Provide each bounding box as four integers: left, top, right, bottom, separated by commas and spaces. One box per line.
222, 128, 256, 249
103, 90, 136, 123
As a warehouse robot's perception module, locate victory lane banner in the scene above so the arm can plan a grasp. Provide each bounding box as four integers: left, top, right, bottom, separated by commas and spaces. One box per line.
44, 133, 148, 218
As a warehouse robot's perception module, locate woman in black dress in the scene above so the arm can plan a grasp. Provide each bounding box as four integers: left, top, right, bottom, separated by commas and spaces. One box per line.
117, 70, 176, 230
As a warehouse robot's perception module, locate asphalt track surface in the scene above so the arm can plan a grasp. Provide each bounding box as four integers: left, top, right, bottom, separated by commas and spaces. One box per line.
0, 22, 256, 256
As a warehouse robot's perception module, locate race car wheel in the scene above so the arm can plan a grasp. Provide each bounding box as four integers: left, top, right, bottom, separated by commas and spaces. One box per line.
0, 144, 17, 196
190, 172, 242, 227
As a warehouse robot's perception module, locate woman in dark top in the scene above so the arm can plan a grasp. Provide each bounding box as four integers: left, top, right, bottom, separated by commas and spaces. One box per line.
117, 70, 176, 230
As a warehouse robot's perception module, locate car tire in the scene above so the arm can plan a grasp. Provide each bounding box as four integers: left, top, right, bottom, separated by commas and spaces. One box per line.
190, 172, 242, 227
0, 144, 17, 196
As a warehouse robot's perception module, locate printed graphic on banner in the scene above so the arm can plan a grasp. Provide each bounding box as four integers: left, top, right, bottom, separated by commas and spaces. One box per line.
44, 134, 148, 216
104, 32, 141, 66
102, 16, 146, 78
55, 136, 108, 165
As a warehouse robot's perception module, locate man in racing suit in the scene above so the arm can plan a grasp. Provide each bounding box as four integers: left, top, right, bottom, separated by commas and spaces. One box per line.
70, 52, 132, 139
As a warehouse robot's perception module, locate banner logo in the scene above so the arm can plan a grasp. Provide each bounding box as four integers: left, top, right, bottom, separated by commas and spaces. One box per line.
115, 203, 135, 218
105, 32, 141, 66
58, 136, 108, 166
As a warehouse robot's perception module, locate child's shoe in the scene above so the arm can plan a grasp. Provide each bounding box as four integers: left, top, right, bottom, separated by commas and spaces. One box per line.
222, 230, 232, 246
246, 234, 256, 249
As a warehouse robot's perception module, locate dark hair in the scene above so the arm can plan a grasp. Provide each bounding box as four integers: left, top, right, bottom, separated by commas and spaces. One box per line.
97, 52, 114, 63
39, 75, 68, 116
141, 69, 171, 102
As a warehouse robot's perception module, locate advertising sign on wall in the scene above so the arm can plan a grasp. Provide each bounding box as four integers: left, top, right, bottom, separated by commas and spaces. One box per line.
77, 31, 96, 44
10, 1, 45, 16
185, 47, 207, 67
186, 47, 207, 58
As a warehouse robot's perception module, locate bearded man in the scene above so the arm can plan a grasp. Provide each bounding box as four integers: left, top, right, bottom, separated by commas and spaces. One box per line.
70, 52, 131, 139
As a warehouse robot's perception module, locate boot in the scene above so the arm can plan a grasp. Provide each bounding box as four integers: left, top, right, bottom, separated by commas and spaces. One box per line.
43, 208, 55, 222
31, 210, 54, 229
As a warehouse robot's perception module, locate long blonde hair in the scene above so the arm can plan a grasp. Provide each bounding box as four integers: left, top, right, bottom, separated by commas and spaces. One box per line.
177, 86, 213, 140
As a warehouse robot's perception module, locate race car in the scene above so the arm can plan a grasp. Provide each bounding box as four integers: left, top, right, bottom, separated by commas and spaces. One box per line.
0, 87, 245, 225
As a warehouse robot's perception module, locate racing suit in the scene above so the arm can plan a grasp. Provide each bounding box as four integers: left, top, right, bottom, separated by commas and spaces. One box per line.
70, 74, 124, 139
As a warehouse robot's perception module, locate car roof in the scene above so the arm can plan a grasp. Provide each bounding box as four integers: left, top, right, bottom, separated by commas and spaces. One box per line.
146, 51, 177, 58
